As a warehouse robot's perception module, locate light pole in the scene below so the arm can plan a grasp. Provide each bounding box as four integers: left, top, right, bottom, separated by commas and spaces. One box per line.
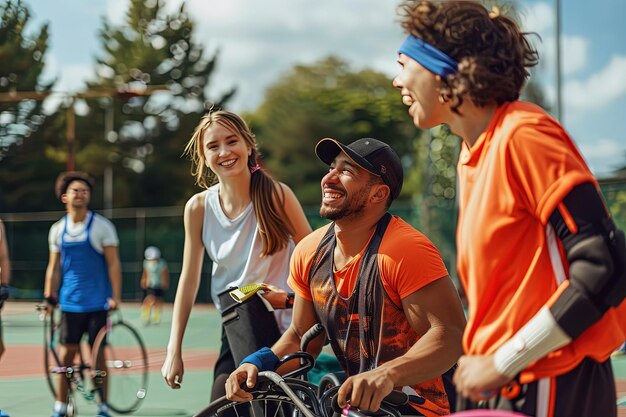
555, 0, 563, 123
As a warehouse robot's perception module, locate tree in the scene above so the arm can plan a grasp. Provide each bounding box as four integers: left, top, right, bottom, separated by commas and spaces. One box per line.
247, 56, 423, 209
0, 0, 61, 212
73, 0, 233, 208
0, 0, 51, 148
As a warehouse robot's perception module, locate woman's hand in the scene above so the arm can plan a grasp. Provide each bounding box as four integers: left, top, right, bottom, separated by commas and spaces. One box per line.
162, 351, 185, 389
260, 284, 289, 309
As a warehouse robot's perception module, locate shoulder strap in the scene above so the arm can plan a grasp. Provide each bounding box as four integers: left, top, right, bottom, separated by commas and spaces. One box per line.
307, 224, 337, 286
357, 212, 392, 372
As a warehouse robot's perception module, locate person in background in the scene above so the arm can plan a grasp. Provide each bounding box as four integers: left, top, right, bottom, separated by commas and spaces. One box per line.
393, 1, 626, 415
161, 110, 312, 406
0, 218, 12, 417
226, 138, 465, 416
43, 171, 122, 417
140, 246, 169, 325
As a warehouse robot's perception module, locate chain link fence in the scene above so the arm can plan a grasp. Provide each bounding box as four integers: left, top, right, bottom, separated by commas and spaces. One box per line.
3, 179, 624, 304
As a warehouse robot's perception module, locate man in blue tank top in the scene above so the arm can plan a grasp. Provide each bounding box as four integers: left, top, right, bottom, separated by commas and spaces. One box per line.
43, 171, 122, 417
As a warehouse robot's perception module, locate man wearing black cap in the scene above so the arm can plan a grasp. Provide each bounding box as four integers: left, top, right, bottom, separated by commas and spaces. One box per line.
43, 171, 122, 417
226, 138, 466, 416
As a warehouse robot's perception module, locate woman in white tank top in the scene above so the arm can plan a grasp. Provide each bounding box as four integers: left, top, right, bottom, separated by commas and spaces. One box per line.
161, 110, 312, 402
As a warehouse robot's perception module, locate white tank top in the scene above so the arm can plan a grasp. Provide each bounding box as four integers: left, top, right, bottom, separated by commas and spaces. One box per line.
202, 184, 294, 331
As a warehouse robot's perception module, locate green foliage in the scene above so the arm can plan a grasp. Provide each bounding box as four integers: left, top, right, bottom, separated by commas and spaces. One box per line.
0, 0, 51, 145
247, 56, 423, 206
0, 0, 61, 212
73, 0, 233, 208
601, 182, 626, 232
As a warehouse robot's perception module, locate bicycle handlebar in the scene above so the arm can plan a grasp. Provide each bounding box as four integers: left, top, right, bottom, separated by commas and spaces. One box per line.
332, 397, 367, 417
278, 351, 316, 379
300, 323, 325, 351
331, 388, 425, 417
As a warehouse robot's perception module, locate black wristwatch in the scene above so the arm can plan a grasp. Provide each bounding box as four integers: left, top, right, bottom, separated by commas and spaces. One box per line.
44, 295, 58, 307
285, 293, 295, 309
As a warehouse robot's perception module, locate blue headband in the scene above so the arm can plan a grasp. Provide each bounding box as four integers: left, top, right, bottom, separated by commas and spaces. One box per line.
398, 35, 458, 77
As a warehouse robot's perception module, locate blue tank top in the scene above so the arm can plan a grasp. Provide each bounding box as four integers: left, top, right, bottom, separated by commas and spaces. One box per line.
59, 213, 112, 312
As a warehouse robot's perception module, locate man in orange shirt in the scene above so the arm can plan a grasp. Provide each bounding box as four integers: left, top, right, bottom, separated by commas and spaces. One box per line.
392, 1, 626, 416
225, 138, 466, 416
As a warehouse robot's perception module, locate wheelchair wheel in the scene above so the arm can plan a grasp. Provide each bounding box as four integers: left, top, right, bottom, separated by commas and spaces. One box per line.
316, 371, 346, 398
194, 378, 321, 417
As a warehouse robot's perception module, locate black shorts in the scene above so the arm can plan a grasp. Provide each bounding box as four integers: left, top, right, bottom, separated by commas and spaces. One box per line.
60, 310, 108, 346
144, 288, 164, 298
472, 357, 616, 417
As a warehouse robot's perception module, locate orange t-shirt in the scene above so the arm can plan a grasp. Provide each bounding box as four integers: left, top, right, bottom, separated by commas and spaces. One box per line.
457, 101, 626, 382
288, 215, 448, 308
289, 215, 451, 417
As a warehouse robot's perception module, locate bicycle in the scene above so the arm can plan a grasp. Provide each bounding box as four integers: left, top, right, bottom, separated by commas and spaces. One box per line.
194, 324, 420, 417
37, 304, 149, 416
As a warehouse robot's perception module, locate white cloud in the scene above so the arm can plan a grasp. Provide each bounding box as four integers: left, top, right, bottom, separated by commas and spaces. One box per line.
54, 64, 94, 93
579, 138, 623, 159
106, 0, 128, 26
522, 2, 588, 76
521, 2, 554, 33
91, 0, 405, 111
565, 55, 626, 109
175, 0, 403, 111
577, 138, 626, 176
561, 37, 589, 75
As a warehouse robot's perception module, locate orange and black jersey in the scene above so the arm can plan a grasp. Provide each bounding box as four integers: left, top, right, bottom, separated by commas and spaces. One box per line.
457, 101, 626, 383
289, 215, 451, 416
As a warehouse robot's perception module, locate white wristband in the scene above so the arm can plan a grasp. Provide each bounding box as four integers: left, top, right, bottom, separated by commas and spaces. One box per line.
493, 306, 572, 378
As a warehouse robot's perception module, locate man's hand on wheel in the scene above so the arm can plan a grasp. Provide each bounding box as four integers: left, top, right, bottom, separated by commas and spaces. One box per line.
225, 363, 260, 402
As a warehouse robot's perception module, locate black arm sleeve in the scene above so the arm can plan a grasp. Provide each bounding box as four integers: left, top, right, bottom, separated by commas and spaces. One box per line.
548, 182, 626, 340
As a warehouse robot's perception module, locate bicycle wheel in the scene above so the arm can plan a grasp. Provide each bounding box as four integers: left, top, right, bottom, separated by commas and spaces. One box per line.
195, 378, 321, 417
92, 320, 148, 414
43, 309, 62, 398
43, 309, 94, 404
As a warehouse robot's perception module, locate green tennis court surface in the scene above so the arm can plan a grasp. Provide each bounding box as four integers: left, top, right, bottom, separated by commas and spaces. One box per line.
0, 302, 221, 417
2, 301, 626, 416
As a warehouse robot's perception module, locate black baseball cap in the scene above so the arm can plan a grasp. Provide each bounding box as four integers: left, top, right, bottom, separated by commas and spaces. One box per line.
55, 171, 95, 200
315, 137, 403, 200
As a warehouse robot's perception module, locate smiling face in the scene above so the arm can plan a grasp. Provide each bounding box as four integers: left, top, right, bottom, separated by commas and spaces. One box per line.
61, 179, 91, 209
319, 153, 381, 221
393, 53, 446, 129
202, 122, 252, 181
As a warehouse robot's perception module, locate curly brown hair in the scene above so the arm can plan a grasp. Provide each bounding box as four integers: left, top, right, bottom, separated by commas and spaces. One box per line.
183, 110, 295, 256
397, 0, 539, 112
55, 171, 95, 201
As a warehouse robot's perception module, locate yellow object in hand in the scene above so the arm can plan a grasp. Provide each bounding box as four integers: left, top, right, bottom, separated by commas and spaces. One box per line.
229, 283, 271, 303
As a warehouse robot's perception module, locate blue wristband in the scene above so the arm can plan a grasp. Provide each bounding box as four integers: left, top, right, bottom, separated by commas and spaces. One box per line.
240, 347, 279, 372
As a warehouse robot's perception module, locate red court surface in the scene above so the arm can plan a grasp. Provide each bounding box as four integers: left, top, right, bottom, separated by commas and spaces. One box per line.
0, 344, 216, 379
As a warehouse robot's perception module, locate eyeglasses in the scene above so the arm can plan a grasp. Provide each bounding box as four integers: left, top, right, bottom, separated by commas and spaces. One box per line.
68, 188, 90, 195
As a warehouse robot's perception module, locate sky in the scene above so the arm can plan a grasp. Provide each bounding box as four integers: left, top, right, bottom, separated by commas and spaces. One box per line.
23, 0, 626, 178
